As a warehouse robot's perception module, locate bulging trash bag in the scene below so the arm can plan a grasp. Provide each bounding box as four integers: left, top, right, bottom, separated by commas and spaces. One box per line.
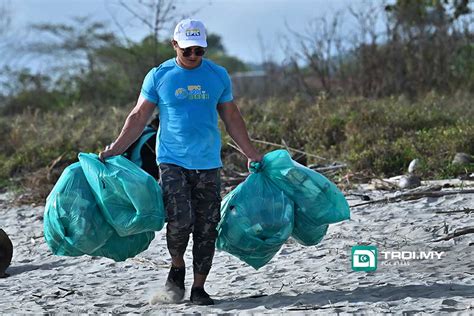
44, 163, 115, 256
216, 172, 294, 270
79, 153, 165, 237
291, 221, 329, 246
44, 162, 155, 261
91, 231, 155, 262
263, 150, 350, 246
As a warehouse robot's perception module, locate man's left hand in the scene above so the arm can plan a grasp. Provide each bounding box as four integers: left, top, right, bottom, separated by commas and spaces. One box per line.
247, 153, 264, 172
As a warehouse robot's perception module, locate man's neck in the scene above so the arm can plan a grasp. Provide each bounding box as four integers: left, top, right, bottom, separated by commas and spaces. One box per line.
175, 57, 202, 70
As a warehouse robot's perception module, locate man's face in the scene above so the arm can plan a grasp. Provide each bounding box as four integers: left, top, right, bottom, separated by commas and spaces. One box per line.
173, 41, 206, 69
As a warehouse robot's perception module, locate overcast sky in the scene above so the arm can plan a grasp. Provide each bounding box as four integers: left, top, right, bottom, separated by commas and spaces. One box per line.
6, 0, 381, 66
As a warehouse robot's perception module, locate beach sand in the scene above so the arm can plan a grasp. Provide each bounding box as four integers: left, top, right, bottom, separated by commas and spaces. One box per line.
0, 184, 473, 314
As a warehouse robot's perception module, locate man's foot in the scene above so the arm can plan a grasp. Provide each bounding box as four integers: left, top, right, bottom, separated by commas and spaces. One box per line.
164, 266, 185, 302
190, 287, 214, 305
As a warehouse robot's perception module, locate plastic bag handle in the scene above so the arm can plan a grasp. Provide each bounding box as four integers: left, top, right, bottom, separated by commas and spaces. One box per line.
249, 161, 263, 173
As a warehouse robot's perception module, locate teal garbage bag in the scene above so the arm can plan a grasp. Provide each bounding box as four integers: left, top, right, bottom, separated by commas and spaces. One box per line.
128, 126, 156, 168
216, 171, 294, 269
44, 162, 155, 261
91, 231, 155, 262
44, 163, 115, 256
263, 150, 350, 246
79, 153, 165, 237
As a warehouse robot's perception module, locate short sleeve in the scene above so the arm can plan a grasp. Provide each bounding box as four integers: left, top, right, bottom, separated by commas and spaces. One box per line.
218, 70, 233, 104
140, 68, 158, 104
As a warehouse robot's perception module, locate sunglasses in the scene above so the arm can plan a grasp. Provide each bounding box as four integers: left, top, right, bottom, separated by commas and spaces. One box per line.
180, 46, 206, 57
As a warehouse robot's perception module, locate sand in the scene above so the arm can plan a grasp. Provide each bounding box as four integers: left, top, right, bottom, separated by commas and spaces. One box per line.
0, 183, 473, 314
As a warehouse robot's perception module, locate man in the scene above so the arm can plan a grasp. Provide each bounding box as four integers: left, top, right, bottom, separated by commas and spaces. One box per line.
99, 18, 262, 305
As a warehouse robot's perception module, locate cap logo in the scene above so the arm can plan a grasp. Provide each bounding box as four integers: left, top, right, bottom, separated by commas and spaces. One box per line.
185, 28, 201, 37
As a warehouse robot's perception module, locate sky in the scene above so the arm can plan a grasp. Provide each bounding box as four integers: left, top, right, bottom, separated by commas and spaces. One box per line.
5, 0, 379, 66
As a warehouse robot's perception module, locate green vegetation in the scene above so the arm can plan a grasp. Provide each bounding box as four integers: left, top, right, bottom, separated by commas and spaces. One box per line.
239, 93, 473, 177
1, 93, 472, 201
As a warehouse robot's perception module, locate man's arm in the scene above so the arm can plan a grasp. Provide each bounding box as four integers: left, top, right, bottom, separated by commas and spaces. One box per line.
99, 95, 156, 160
217, 101, 262, 164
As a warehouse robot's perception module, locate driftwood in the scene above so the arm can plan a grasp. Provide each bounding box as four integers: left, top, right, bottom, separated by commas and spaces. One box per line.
432, 226, 474, 242
311, 164, 348, 172
435, 208, 474, 215
367, 178, 399, 190
352, 189, 474, 208
347, 193, 371, 201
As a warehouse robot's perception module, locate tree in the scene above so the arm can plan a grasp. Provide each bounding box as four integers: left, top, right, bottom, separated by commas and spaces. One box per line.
385, 0, 471, 26
382, 0, 473, 95
207, 34, 226, 53
1, 3, 249, 112
0, 0, 10, 36
26, 17, 117, 73
0, 0, 12, 60
107, 0, 189, 64
285, 13, 345, 95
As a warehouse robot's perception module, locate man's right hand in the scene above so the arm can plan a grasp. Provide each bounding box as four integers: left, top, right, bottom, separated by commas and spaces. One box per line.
98, 144, 117, 162
98, 95, 156, 163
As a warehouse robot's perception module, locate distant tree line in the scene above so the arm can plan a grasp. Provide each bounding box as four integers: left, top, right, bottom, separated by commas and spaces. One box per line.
1, 0, 473, 115
248, 0, 474, 99
0, 0, 247, 115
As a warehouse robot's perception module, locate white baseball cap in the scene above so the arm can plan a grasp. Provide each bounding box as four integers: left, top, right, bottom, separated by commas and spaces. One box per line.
173, 19, 207, 48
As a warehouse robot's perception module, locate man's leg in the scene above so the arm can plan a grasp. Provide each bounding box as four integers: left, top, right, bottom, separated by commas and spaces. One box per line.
190, 168, 221, 305
159, 164, 193, 301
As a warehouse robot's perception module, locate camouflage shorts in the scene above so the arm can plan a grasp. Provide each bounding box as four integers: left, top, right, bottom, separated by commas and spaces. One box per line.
159, 163, 221, 275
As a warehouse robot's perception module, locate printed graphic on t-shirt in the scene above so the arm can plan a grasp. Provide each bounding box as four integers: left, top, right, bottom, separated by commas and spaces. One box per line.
175, 85, 210, 100
175, 87, 188, 99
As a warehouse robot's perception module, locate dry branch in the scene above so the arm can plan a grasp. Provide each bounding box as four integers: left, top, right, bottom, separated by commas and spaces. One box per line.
250, 138, 328, 160
434, 208, 474, 215
352, 189, 474, 208
226, 142, 245, 156
312, 164, 347, 172
432, 226, 474, 242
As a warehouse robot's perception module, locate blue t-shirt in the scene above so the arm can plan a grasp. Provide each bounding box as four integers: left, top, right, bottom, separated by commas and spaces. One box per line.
140, 58, 233, 170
